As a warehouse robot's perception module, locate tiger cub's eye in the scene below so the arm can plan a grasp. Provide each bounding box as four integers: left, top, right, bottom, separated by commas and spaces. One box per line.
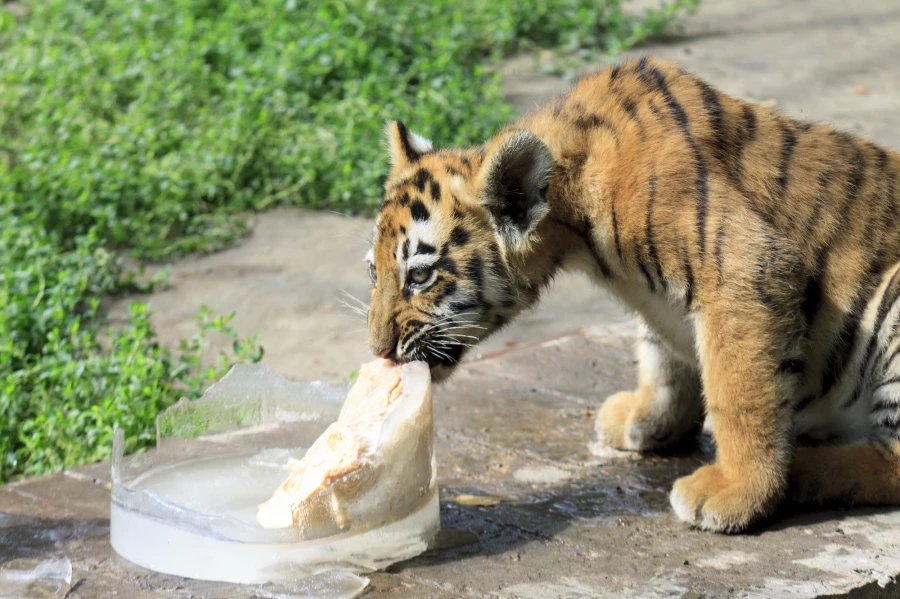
368, 263, 377, 284
408, 266, 432, 286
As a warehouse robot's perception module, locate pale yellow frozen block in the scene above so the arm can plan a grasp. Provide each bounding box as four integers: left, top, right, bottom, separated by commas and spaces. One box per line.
256, 359, 434, 533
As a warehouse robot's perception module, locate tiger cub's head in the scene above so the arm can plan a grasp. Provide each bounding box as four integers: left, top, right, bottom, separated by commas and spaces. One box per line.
365, 121, 554, 382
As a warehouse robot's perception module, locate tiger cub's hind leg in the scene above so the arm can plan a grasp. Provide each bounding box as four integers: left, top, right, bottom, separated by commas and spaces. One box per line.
597, 320, 703, 452
790, 264, 900, 506
788, 440, 900, 506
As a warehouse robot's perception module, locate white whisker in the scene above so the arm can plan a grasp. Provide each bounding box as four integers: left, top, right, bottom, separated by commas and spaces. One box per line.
429, 311, 481, 325
339, 290, 370, 310
432, 332, 479, 341
336, 301, 368, 321
334, 233, 375, 246
430, 319, 484, 328
432, 340, 475, 350
432, 323, 487, 332
423, 344, 452, 362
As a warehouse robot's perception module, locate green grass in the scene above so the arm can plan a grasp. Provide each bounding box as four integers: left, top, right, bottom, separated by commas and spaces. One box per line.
0, 0, 696, 483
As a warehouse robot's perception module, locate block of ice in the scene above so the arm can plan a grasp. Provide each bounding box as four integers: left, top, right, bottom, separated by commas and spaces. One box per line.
109, 363, 439, 586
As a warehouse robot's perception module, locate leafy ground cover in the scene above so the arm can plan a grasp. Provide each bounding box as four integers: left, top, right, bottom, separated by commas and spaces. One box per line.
0, 0, 696, 482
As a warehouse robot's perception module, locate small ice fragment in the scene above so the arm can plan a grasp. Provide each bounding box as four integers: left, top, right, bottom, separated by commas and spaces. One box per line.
253, 571, 369, 599
0, 557, 72, 598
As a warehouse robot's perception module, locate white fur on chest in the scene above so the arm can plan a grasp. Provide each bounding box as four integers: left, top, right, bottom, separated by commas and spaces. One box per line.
561, 249, 697, 366
609, 278, 698, 366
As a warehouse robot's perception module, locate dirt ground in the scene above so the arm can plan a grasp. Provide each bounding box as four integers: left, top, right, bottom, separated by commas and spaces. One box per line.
108, 0, 900, 385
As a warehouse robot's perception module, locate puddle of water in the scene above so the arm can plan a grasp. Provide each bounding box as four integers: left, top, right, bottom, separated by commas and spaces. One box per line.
452, 452, 706, 531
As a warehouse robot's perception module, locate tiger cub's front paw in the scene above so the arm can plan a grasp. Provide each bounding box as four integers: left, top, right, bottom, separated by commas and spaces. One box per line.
669, 464, 781, 533
596, 390, 662, 452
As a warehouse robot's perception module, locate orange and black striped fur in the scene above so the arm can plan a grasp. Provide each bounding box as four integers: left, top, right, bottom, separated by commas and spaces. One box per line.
365, 58, 900, 532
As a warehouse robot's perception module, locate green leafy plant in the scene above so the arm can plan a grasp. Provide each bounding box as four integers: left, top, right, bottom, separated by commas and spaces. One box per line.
0, 0, 696, 482
176, 306, 266, 393
0, 0, 697, 258
0, 208, 263, 480
0, 243, 264, 480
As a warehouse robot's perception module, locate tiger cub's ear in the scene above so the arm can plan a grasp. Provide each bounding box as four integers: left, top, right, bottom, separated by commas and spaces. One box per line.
476, 130, 553, 253
385, 121, 434, 173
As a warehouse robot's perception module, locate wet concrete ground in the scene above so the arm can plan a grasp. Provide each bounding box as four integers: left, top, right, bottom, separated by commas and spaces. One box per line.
3, 326, 900, 598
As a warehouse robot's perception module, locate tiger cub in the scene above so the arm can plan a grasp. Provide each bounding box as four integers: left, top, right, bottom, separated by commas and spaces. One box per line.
364, 57, 900, 532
